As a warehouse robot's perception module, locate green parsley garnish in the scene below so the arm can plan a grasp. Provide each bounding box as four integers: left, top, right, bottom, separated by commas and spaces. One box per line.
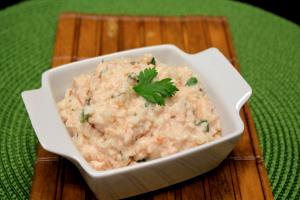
133, 67, 179, 106
150, 57, 156, 65
80, 110, 90, 123
194, 119, 210, 132
185, 77, 198, 86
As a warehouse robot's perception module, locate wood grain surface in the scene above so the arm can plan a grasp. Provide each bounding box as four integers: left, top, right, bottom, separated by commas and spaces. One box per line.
30, 13, 273, 200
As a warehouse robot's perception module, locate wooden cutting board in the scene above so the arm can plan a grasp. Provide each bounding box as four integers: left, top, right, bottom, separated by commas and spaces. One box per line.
30, 13, 273, 200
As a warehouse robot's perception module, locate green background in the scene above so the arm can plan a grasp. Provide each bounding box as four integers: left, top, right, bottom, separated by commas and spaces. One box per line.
0, 0, 299, 199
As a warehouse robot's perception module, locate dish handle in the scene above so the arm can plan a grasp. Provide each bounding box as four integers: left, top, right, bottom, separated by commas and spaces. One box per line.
188, 48, 252, 111
21, 89, 75, 158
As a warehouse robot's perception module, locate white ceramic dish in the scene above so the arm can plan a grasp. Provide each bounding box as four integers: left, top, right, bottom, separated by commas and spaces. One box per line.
22, 45, 251, 200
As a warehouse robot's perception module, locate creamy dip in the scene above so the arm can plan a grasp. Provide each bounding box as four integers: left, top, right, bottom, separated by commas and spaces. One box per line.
58, 54, 221, 171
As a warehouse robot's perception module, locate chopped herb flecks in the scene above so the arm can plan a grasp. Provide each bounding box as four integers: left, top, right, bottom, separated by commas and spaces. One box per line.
150, 57, 156, 66
80, 110, 90, 123
85, 98, 91, 105
111, 92, 125, 99
185, 77, 198, 86
194, 119, 210, 132
99, 68, 107, 78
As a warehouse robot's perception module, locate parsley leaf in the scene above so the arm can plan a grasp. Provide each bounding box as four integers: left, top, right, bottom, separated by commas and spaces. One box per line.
133, 67, 179, 106
150, 57, 156, 65
185, 77, 198, 86
137, 67, 157, 84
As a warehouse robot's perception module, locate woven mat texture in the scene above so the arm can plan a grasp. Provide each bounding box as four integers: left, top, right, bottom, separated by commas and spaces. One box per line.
0, 0, 299, 199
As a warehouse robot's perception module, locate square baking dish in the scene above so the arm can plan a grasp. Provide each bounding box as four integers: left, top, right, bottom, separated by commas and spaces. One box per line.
22, 45, 252, 199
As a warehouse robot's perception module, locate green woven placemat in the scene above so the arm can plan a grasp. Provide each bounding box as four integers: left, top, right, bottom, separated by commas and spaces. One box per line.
0, 0, 299, 199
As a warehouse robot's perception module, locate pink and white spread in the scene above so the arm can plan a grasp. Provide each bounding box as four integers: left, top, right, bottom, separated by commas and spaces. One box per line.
58, 54, 221, 171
